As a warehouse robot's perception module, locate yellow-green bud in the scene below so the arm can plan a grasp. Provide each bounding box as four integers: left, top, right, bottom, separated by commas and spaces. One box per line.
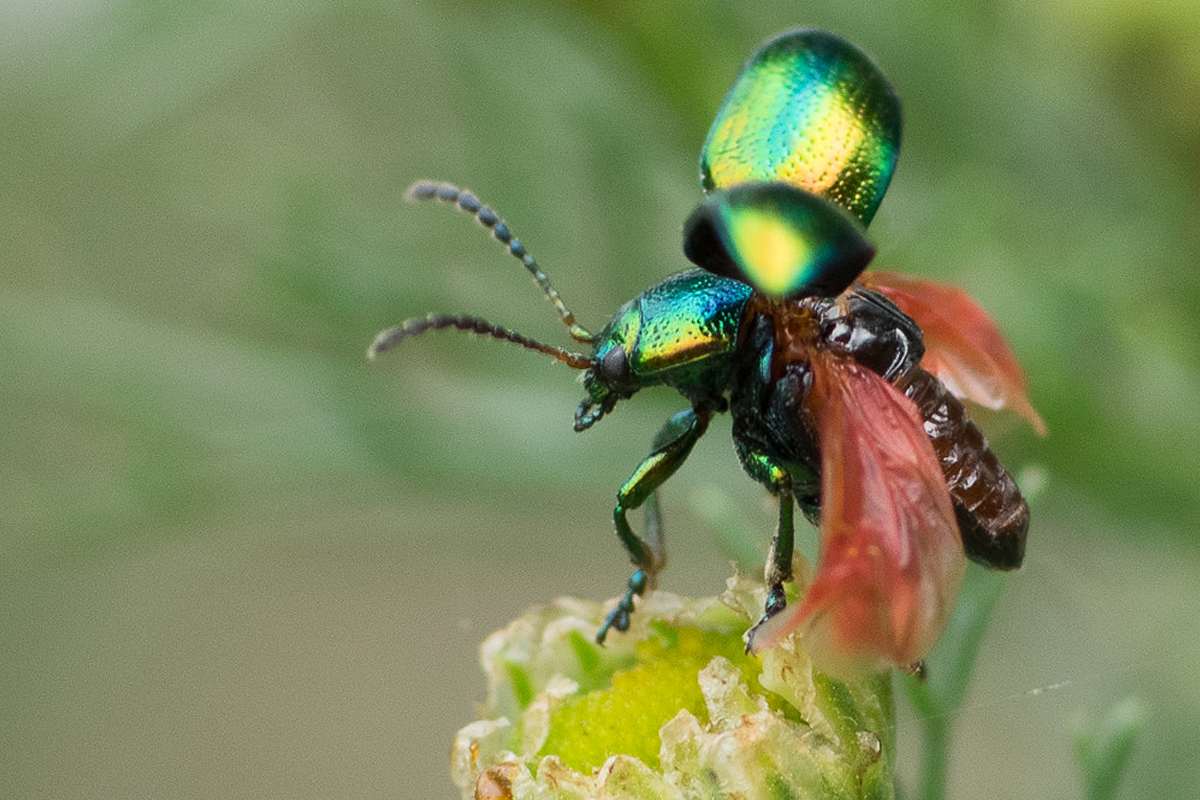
451, 574, 894, 800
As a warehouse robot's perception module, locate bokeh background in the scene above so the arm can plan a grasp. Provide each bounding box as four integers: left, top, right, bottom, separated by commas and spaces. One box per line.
4, 1, 1199, 797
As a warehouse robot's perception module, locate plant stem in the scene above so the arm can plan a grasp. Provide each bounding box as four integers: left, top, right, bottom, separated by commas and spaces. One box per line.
904, 566, 1006, 800
917, 716, 948, 800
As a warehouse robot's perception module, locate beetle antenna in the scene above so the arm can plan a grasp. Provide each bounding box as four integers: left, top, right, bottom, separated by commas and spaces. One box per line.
407, 180, 595, 343
368, 313, 592, 369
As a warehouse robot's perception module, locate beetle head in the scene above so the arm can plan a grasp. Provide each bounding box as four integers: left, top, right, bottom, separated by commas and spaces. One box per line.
575, 301, 644, 431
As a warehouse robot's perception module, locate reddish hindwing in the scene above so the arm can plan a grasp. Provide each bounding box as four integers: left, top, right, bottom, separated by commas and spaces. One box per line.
750, 352, 966, 674
860, 271, 1046, 435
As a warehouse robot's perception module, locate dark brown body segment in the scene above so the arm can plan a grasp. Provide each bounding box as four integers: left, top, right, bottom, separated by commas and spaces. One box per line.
901, 368, 1028, 569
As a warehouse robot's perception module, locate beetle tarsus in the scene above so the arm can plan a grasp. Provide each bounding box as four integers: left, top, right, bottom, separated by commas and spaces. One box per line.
743, 582, 788, 653
595, 568, 647, 644
764, 583, 787, 616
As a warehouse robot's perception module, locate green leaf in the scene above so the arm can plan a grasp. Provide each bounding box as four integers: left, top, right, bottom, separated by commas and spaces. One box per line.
1075, 697, 1146, 800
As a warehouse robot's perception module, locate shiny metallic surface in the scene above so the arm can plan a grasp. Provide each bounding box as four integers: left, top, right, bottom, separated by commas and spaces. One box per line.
701, 29, 901, 226
683, 182, 875, 298
630, 269, 751, 376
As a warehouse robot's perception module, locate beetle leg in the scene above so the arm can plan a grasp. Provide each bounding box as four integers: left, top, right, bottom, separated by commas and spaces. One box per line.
737, 452, 797, 651
744, 489, 796, 651
763, 488, 795, 609
642, 491, 665, 576
596, 408, 711, 644
640, 405, 701, 572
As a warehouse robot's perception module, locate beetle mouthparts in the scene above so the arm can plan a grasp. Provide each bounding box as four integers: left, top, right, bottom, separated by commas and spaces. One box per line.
574, 395, 616, 432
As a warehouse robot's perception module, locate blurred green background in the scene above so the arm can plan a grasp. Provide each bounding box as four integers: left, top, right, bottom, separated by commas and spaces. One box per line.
3, 1, 1199, 797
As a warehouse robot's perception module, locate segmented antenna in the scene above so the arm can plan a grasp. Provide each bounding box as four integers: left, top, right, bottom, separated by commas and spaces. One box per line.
407, 180, 594, 343
367, 313, 591, 369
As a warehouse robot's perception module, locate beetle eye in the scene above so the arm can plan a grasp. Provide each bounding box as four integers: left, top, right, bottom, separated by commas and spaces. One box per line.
600, 346, 631, 386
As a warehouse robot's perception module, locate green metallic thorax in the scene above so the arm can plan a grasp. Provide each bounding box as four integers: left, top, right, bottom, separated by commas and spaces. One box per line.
595, 269, 752, 402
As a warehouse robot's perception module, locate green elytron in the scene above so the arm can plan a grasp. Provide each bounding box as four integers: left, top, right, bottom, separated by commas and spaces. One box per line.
371, 29, 1034, 671
701, 29, 901, 226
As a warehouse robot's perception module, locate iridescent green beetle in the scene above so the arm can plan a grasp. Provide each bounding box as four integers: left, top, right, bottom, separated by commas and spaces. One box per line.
371, 29, 1042, 673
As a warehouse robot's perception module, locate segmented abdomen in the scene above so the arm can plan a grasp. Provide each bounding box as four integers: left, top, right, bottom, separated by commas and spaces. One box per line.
902, 368, 1028, 569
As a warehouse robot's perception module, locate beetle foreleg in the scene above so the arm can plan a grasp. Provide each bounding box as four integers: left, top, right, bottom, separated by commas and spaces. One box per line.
640, 406, 707, 571
596, 408, 711, 644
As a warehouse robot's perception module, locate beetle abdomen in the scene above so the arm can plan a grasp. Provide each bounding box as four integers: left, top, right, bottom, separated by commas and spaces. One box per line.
902, 368, 1028, 569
